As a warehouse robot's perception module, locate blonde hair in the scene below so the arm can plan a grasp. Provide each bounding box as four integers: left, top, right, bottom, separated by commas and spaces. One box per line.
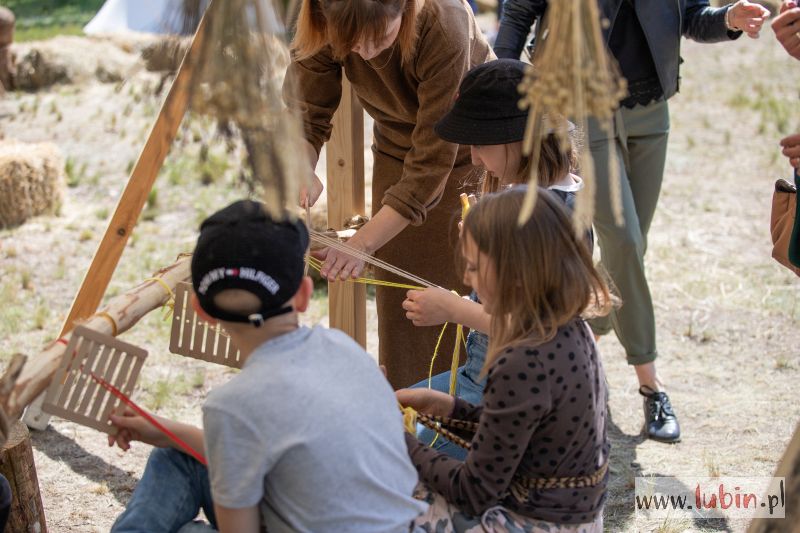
292, 0, 423, 65
461, 187, 610, 372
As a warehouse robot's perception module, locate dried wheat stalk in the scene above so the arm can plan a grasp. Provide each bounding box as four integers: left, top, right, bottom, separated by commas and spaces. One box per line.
188, 0, 304, 217
518, 0, 626, 231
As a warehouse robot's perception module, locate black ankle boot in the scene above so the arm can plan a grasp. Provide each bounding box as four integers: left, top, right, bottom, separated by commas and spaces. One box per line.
639, 386, 681, 443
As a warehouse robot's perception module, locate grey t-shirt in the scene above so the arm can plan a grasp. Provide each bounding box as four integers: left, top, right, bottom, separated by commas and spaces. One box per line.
203, 325, 426, 533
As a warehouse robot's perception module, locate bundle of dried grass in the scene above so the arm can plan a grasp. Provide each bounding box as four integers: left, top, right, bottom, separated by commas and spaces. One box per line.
518, 0, 626, 231
0, 140, 64, 229
14, 37, 137, 90
142, 38, 190, 73
188, 0, 304, 217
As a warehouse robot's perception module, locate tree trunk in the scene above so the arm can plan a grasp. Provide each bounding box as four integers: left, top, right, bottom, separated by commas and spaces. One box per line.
0, 420, 46, 533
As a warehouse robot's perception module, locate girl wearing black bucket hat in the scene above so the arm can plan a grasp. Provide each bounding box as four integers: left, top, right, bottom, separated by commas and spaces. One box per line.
402, 59, 592, 461
433, 59, 582, 196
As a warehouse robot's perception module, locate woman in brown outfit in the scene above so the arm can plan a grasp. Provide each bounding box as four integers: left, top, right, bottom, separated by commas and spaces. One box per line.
284, 0, 493, 388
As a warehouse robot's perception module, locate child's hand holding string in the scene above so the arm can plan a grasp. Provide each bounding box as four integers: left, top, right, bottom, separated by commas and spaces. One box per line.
402, 287, 460, 326
396, 388, 455, 418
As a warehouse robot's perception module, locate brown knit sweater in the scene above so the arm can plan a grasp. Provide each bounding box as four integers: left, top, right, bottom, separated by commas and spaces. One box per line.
405, 318, 610, 525
283, 0, 493, 226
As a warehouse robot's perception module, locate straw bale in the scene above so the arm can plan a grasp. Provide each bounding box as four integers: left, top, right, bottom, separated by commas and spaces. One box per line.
0, 140, 64, 229
14, 36, 138, 90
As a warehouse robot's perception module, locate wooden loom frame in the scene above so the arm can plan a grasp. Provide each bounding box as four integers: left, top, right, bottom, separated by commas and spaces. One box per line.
18, 0, 367, 429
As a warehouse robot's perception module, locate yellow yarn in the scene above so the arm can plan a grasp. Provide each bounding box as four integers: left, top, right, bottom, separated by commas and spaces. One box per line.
399, 403, 417, 435
305, 256, 424, 291
144, 276, 176, 321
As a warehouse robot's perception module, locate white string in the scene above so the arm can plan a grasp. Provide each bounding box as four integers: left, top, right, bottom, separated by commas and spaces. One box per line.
309, 229, 439, 289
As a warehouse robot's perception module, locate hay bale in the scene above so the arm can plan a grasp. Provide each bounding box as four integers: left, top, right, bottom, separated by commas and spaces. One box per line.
14, 36, 138, 90
0, 140, 64, 229
141, 38, 189, 72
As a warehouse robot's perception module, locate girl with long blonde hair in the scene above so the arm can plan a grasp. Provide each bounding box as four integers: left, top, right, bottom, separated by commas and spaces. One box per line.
399, 187, 611, 531
402, 60, 589, 460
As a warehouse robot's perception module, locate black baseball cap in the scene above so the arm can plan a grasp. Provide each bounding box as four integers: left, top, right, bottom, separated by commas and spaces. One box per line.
191, 200, 309, 327
435, 59, 573, 146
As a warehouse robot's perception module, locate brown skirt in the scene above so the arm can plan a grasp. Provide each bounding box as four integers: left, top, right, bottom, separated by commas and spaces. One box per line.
371, 149, 473, 389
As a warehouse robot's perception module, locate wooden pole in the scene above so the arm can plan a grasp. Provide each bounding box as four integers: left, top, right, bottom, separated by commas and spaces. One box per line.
325, 78, 367, 348
0, 420, 47, 533
3, 257, 190, 424
747, 422, 798, 532
22, 1, 214, 430
56, 2, 214, 338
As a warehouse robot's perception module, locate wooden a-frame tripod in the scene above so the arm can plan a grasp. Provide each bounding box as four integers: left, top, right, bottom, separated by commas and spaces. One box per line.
20, 0, 367, 430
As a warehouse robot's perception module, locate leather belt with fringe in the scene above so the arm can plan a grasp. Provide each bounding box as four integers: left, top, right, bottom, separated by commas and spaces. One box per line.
415, 412, 608, 493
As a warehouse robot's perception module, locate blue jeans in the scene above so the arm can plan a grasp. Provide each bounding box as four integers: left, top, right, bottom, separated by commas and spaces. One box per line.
112, 447, 217, 533
410, 329, 487, 460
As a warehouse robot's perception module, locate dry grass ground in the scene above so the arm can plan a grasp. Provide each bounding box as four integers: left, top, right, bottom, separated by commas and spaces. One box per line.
0, 26, 798, 532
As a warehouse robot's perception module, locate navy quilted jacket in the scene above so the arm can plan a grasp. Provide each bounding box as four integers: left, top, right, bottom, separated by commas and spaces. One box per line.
493, 0, 741, 100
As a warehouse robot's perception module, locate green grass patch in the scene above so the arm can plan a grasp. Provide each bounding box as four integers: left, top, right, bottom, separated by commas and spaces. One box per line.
142, 374, 193, 411
4, 0, 103, 20
15, 22, 85, 41
6, 0, 105, 42
727, 84, 796, 134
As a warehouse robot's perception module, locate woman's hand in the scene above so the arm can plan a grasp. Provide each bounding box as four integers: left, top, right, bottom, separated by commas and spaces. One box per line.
402, 288, 460, 326
312, 237, 368, 280
772, 2, 800, 59
780, 133, 800, 168
396, 388, 455, 418
108, 407, 173, 450
728, 0, 770, 38
299, 173, 324, 209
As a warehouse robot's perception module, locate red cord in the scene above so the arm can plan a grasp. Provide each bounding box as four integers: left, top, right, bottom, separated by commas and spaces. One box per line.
89, 371, 207, 466
54, 337, 207, 465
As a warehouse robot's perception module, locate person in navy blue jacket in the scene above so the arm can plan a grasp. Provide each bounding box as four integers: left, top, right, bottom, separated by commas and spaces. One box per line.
494, 0, 769, 443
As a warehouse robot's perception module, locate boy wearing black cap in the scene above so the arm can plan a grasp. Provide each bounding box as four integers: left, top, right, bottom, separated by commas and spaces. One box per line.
109, 200, 425, 533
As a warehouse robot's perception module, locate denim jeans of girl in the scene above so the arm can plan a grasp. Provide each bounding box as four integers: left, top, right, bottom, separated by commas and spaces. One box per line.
410, 327, 487, 460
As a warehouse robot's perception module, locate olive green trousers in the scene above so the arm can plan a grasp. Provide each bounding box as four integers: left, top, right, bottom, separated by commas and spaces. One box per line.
588, 100, 670, 366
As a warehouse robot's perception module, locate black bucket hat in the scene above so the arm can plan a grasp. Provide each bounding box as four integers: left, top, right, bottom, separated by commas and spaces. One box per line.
435, 59, 574, 146
435, 59, 530, 146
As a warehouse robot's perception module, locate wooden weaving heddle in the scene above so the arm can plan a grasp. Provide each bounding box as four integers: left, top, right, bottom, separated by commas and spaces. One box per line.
169, 282, 243, 369
42, 326, 147, 434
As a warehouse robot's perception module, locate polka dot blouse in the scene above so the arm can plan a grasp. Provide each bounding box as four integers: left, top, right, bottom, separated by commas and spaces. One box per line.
404, 318, 609, 524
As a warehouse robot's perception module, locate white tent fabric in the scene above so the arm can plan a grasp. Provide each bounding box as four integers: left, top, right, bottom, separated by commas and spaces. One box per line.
84, 0, 188, 35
